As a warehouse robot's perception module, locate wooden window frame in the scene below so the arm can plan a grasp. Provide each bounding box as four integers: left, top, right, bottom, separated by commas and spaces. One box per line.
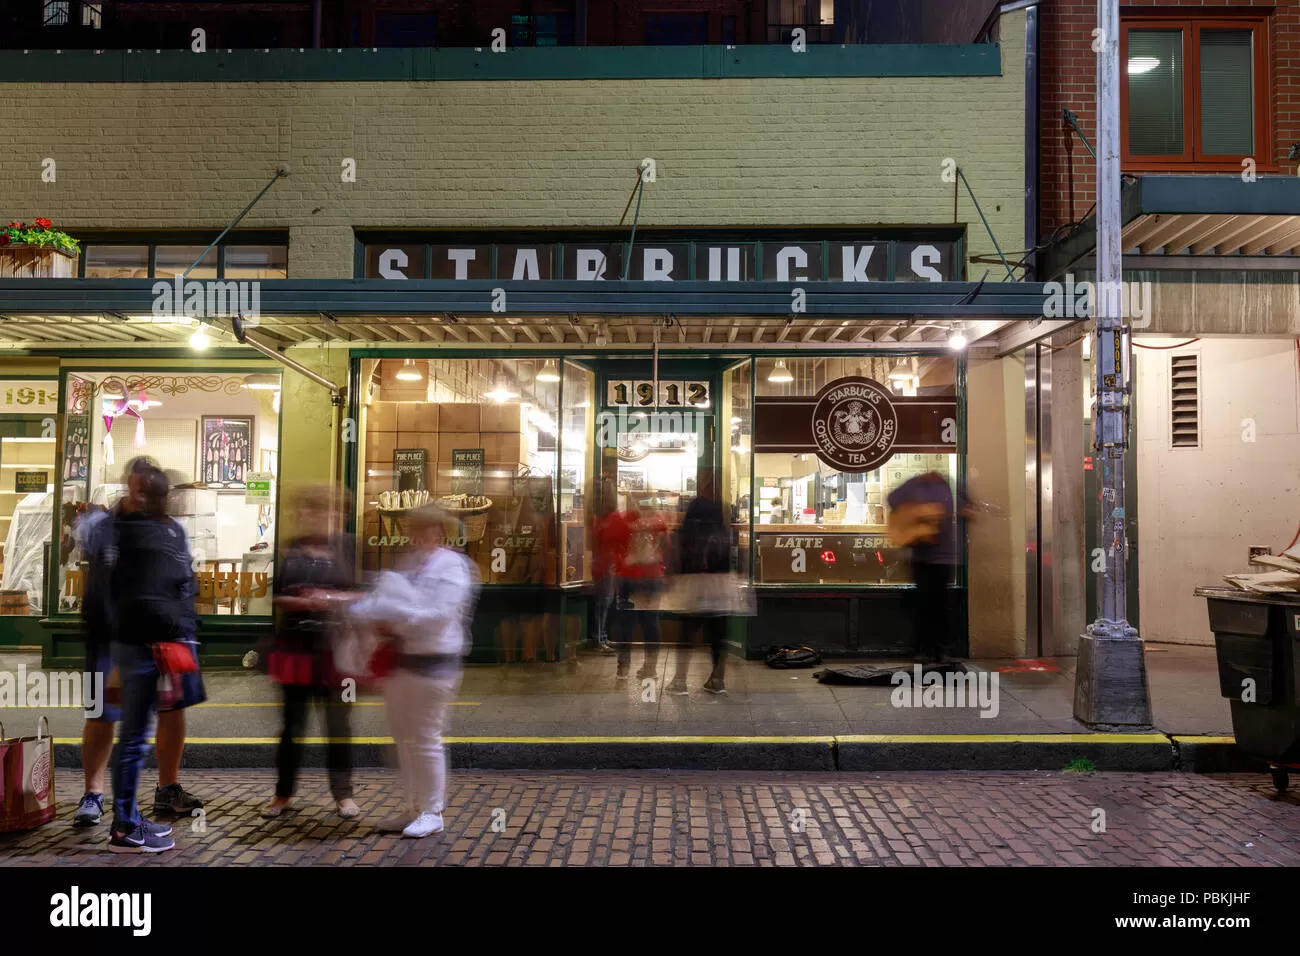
1121, 13, 1273, 172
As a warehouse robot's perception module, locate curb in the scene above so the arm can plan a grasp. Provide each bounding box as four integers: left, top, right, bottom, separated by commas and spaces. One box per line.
51, 733, 1250, 773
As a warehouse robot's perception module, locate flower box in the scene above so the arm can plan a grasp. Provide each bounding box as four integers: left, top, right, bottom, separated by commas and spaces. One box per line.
0, 244, 78, 279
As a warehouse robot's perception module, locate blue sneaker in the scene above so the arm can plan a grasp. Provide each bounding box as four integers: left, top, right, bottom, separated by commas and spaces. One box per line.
143, 819, 173, 838
73, 792, 105, 828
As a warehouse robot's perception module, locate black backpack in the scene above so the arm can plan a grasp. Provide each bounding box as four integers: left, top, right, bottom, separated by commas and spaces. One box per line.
764, 645, 823, 669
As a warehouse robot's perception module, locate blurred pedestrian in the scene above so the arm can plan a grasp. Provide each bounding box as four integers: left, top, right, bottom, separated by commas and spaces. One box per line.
591, 485, 619, 652
350, 504, 479, 838
605, 499, 668, 681
667, 497, 733, 696
263, 486, 360, 820
886, 471, 972, 664
73, 457, 206, 833
106, 465, 197, 852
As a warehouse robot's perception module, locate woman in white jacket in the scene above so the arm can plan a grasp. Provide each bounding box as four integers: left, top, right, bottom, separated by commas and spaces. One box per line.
349, 504, 480, 838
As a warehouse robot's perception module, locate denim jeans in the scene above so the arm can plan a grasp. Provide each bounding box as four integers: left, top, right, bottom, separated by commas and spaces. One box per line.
110, 641, 160, 831
593, 576, 614, 643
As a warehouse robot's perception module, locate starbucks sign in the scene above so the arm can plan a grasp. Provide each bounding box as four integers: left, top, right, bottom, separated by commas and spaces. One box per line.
810, 377, 899, 472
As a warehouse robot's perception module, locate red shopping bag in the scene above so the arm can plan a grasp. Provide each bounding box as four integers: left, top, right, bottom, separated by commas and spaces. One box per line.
0, 717, 55, 833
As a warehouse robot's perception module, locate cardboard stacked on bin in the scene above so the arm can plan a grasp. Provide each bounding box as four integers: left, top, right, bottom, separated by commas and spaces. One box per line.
1225, 545, 1300, 592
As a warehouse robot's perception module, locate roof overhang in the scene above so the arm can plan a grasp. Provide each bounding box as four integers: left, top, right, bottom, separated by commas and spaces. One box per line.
1041, 175, 1300, 279
0, 279, 1062, 356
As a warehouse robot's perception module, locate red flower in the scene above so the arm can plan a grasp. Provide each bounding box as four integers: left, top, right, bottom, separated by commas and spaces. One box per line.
33, 218, 52, 229
0, 235, 8, 246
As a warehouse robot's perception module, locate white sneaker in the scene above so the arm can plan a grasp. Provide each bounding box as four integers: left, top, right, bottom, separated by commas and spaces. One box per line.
402, 811, 444, 838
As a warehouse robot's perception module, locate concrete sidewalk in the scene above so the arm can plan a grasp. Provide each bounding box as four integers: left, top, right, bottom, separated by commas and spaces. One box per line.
0, 642, 1254, 772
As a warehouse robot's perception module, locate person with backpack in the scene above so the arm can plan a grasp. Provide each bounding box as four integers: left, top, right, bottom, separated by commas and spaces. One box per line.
73, 457, 204, 832
349, 504, 480, 838
106, 465, 198, 852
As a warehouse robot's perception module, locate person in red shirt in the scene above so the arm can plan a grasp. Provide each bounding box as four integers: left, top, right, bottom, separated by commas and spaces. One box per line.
605, 501, 668, 681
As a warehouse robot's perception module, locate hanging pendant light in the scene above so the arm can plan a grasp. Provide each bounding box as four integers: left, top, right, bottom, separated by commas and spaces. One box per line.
395, 358, 423, 382
887, 358, 912, 383
767, 359, 793, 384
537, 359, 561, 383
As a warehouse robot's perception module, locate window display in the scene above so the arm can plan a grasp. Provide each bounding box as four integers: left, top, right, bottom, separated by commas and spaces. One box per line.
0, 384, 59, 614
57, 371, 281, 616
743, 355, 960, 585
358, 357, 565, 586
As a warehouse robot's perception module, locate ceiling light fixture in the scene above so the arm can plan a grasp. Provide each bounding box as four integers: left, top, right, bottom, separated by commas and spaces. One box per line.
190, 326, 211, 350
948, 324, 968, 351
537, 359, 561, 383
887, 358, 912, 383
768, 359, 794, 383
395, 358, 423, 382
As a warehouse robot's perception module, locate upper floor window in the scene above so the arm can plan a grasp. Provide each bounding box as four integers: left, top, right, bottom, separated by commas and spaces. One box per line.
511, 12, 574, 47
767, 0, 834, 44
79, 238, 288, 280
1122, 15, 1270, 169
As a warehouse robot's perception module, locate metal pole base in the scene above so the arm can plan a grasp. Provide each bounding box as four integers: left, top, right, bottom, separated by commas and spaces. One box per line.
1074, 630, 1154, 731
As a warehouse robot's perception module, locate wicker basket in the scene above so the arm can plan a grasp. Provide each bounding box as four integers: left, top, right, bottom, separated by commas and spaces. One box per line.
438, 497, 493, 542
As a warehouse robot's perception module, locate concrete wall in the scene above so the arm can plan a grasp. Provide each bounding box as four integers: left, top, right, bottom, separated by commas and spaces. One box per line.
1135, 336, 1300, 644
966, 351, 1027, 657
0, 12, 1025, 280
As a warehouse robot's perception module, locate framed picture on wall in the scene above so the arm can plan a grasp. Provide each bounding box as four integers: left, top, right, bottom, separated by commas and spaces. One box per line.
200, 416, 254, 488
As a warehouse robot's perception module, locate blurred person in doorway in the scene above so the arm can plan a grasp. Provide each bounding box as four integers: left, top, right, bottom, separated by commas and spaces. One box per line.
349, 504, 480, 838
591, 481, 619, 652
73, 457, 205, 832
886, 471, 976, 665
667, 496, 733, 696
263, 485, 360, 820
605, 498, 669, 681
106, 465, 199, 852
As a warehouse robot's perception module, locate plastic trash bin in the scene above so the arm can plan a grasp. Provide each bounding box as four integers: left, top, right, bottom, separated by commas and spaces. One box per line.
1196, 586, 1300, 792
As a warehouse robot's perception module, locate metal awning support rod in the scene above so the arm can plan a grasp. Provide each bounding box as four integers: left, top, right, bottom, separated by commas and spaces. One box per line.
957, 168, 1018, 281
238, 328, 342, 400
181, 167, 289, 281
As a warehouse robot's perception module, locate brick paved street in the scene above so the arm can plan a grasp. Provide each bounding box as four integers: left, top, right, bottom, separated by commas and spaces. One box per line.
2, 770, 1297, 866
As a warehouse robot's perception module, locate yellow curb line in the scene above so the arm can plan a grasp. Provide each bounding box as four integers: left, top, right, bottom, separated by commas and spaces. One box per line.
836, 734, 1172, 744
2, 701, 480, 710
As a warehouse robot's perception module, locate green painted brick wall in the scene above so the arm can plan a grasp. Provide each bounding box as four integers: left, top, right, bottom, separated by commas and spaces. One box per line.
0, 13, 1025, 280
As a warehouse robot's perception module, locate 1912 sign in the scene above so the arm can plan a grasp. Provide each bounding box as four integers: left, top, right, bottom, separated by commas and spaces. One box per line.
606, 380, 709, 408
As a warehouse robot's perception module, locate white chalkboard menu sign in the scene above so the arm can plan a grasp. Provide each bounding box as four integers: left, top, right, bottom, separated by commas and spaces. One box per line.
393, 448, 428, 492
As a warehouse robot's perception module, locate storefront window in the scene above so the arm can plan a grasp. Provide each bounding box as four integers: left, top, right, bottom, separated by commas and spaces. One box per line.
58, 371, 281, 616
0, 381, 59, 615
748, 355, 959, 585
223, 245, 288, 279
154, 246, 218, 279
358, 357, 563, 586
723, 360, 753, 575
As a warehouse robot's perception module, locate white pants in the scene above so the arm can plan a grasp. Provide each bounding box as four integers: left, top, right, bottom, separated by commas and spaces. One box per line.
383, 667, 461, 815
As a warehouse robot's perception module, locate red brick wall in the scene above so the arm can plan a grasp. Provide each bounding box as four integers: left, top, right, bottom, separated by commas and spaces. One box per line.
1039, 0, 1300, 246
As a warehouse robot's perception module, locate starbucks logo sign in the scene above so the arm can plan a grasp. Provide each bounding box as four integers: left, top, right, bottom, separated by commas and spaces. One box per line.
810, 376, 898, 472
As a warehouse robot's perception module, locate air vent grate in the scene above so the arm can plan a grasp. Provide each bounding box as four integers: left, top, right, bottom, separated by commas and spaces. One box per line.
1170, 353, 1200, 448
